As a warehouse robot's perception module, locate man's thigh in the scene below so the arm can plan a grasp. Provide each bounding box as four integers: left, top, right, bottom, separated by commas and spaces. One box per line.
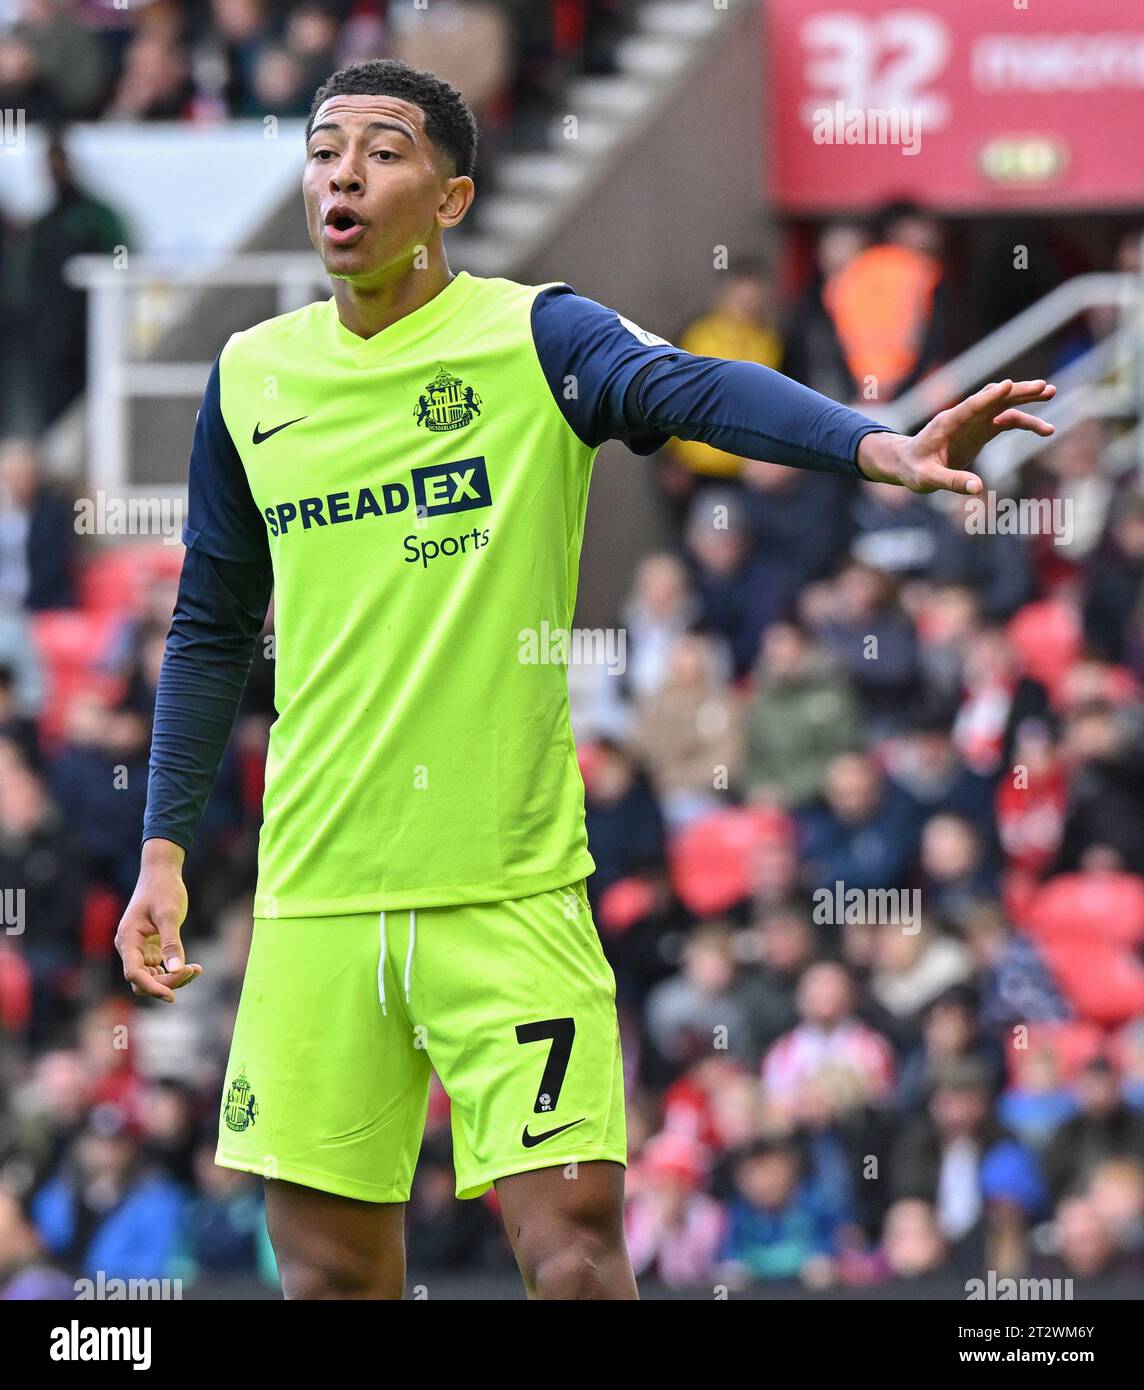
263, 1179, 407, 1300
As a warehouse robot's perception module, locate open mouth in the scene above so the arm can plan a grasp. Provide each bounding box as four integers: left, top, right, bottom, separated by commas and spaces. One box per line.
323, 206, 367, 245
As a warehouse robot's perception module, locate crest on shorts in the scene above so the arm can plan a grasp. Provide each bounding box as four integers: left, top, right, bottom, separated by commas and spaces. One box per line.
414, 365, 482, 432
224, 1066, 259, 1133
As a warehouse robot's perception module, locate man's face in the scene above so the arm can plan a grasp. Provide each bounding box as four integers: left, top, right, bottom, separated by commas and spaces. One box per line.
302, 94, 471, 284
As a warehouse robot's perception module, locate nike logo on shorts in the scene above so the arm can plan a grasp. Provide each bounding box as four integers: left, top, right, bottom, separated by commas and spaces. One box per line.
521, 1118, 585, 1148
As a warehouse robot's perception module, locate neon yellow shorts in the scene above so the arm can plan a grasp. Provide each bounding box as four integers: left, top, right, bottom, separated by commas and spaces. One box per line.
215, 881, 626, 1201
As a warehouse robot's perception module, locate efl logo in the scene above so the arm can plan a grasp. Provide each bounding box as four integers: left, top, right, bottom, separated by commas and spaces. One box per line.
411, 457, 491, 517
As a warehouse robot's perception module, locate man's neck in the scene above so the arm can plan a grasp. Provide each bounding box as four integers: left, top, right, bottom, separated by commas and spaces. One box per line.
331, 256, 455, 341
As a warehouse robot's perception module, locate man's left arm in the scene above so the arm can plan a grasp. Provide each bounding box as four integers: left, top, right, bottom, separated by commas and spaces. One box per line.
531, 286, 1055, 494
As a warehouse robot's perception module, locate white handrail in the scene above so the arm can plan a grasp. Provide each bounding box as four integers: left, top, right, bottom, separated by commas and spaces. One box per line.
874, 272, 1141, 433
66, 253, 331, 494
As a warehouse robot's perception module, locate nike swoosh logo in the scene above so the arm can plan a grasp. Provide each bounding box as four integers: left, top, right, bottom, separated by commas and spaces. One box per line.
521, 1118, 585, 1148
252, 416, 307, 444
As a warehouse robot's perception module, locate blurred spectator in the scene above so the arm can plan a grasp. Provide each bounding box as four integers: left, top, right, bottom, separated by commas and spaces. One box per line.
644, 924, 753, 1072
621, 551, 700, 702
246, 43, 310, 118
32, 1103, 187, 1281
0, 755, 84, 1042
870, 921, 974, 1032
800, 752, 918, 894
1056, 699, 1144, 872
876, 1197, 947, 1282
952, 624, 1049, 779
48, 694, 150, 900
1, 0, 109, 121
719, 1136, 842, 1285
683, 488, 784, 677
624, 1132, 723, 1288
762, 962, 895, 1118
1031, 420, 1114, 586
961, 902, 1070, 1032
783, 221, 866, 401
933, 494, 1036, 620
741, 459, 852, 599
404, 1133, 505, 1272
850, 481, 954, 582
24, 136, 130, 428
582, 739, 664, 912
172, 1138, 276, 1287
1084, 489, 1144, 667
735, 906, 816, 1057
631, 632, 740, 830
883, 711, 994, 830
744, 622, 861, 810
1042, 1194, 1139, 1281
823, 200, 947, 404
891, 1060, 1044, 1257
813, 565, 921, 734
389, 0, 513, 134
1042, 1058, 1144, 1203
895, 987, 1003, 1116
283, 3, 341, 95
917, 814, 997, 926
0, 665, 40, 767
0, 440, 78, 611
0, 1185, 73, 1299
107, 20, 192, 121
667, 262, 784, 482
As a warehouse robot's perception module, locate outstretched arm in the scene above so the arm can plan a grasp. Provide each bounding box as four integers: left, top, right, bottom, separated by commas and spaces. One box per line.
531, 285, 1055, 489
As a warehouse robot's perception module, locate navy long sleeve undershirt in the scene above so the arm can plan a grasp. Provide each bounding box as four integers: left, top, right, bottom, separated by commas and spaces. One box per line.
142, 282, 892, 851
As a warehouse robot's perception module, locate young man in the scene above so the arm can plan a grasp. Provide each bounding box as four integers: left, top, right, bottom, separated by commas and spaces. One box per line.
116, 60, 1055, 1299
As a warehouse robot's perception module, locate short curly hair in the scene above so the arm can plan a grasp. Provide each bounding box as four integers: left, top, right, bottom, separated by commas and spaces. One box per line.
307, 60, 478, 178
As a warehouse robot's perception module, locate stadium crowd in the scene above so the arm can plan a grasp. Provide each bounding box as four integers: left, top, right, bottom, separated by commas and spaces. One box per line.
0, 1, 628, 142
1, 188, 1144, 1293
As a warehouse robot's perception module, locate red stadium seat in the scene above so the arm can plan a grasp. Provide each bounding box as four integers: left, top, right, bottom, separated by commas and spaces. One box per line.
0, 944, 32, 1035
1003, 1020, 1106, 1087
1042, 937, 1144, 1027
669, 805, 793, 917
31, 610, 124, 744
82, 886, 124, 961
1022, 872, 1144, 949
598, 876, 656, 934
1006, 598, 1082, 699
80, 543, 183, 617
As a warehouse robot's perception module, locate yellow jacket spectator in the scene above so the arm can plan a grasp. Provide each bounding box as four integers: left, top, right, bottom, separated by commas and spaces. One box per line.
670, 266, 784, 478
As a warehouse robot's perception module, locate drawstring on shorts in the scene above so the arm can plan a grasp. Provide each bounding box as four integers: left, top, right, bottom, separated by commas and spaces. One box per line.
378, 909, 417, 1015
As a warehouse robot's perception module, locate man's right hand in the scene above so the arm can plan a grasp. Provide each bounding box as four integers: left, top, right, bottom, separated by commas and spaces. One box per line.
115, 839, 202, 1004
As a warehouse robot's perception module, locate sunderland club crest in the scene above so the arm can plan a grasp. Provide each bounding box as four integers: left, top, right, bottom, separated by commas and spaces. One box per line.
414, 365, 482, 432
224, 1067, 259, 1133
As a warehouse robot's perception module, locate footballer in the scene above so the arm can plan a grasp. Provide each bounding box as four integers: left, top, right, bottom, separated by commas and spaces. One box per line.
116, 60, 1056, 1300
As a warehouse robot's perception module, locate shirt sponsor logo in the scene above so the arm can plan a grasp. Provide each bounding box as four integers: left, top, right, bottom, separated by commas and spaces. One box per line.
263, 456, 492, 536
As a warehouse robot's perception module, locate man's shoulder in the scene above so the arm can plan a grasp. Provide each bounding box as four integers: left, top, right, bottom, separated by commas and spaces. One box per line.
463, 272, 571, 319
220, 299, 332, 366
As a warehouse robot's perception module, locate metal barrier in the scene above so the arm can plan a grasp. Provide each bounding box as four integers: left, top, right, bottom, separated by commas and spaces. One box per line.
65, 253, 331, 496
